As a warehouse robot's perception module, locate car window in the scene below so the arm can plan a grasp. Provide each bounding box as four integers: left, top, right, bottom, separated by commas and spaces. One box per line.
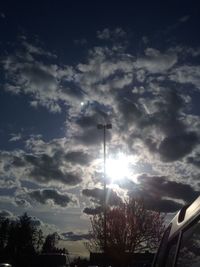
164, 236, 179, 267
153, 225, 172, 267
176, 219, 200, 267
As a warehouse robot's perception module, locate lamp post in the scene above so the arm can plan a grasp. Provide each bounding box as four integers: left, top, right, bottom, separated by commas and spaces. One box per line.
97, 123, 112, 254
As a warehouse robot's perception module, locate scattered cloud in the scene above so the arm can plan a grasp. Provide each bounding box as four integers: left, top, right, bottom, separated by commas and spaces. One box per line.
25, 153, 82, 185
179, 15, 190, 23
22, 41, 57, 58
97, 28, 127, 41
83, 206, 103, 215
187, 153, 200, 168
9, 133, 22, 142
0, 209, 13, 217
61, 231, 91, 241
0, 13, 5, 19
82, 187, 122, 206
1, 29, 200, 219
158, 132, 199, 162
169, 65, 200, 89
1, 44, 78, 113
1, 146, 83, 186
137, 174, 199, 203
74, 38, 87, 46
125, 173, 200, 212
0, 0, 199, 256
15, 198, 31, 208
65, 151, 92, 166
28, 188, 76, 207
135, 48, 177, 73
145, 198, 183, 213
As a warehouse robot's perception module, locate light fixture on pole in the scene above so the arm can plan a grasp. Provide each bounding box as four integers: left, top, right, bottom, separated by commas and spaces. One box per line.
97, 123, 112, 254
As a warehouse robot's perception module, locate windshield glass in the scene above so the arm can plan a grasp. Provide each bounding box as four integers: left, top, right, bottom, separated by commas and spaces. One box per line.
176, 220, 200, 267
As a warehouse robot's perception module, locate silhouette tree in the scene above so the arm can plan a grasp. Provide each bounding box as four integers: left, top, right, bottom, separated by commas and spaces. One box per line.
0, 216, 10, 251
87, 198, 165, 264
18, 212, 38, 254
42, 232, 60, 253
0, 216, 10, 263
5, 212, 44, 267
71, 256, 89, 267
0, 212, 68, 266
35, 229, 44, 252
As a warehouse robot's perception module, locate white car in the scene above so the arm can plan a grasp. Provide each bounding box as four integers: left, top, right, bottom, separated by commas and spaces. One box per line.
152, 196, 200, 267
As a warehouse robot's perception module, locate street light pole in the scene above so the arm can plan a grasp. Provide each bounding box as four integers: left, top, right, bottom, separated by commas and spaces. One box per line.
97, 123, 112, 254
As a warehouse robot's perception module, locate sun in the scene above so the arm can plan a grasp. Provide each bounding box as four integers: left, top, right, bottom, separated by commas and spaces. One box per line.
106, 153, 133, 182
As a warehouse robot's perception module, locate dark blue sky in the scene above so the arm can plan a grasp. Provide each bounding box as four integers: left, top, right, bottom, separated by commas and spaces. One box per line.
0, 0, 200, 257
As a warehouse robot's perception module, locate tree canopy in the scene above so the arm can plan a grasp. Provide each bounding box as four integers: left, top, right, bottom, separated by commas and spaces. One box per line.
0, 212, 65, 267
87, 198, 165, 260
42, 232, 60, 253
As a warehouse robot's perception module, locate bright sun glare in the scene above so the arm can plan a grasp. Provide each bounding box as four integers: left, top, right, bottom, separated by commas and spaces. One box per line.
106, 153, 132, 182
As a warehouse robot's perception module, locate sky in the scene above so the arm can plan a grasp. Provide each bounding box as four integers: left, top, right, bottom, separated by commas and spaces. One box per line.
1, 0, 200, 257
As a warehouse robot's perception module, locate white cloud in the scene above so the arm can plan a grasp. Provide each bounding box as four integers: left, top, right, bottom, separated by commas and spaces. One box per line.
0, 133, 99, 191
97, 27, 127, 40
1, 32, 200, 212
169, 65, 200, 89
0, 209, 13, 217
22, 41, 57, 58
142, 36, 149, 44
74, 38, 87, 46
179, 15, 190, 23
135, 48, 178, 73
75, 46, 134, 108
2, 51, 80, 113
9, 133, 22, 142
77, 48, 133, 83
0, 13, 5, 19
26, 188, 78, 208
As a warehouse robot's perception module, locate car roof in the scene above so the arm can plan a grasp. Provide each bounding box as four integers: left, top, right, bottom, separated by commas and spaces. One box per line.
168, 196, 200, 241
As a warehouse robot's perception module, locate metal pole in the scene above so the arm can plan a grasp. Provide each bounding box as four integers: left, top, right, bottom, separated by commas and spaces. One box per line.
97, 123, 112, 256
103, 125, 107, 254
